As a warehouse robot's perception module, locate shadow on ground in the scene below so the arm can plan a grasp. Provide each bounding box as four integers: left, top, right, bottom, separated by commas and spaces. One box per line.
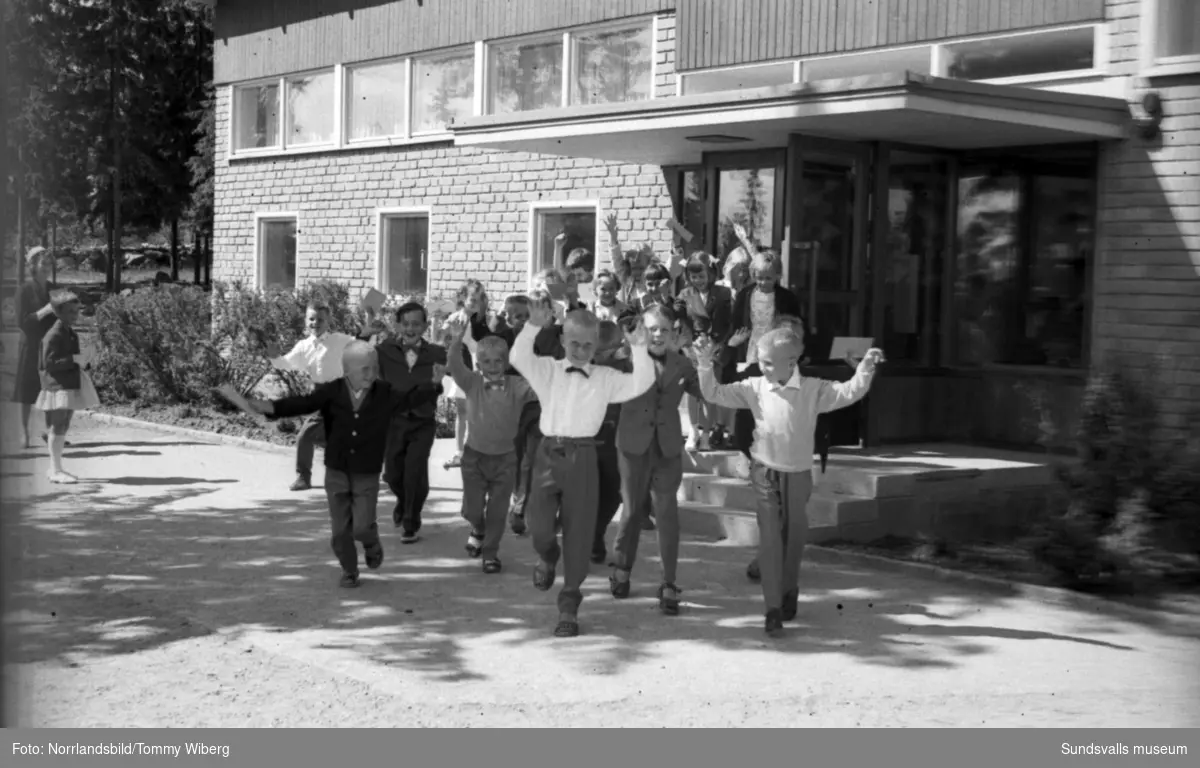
7, 457, 1192, 688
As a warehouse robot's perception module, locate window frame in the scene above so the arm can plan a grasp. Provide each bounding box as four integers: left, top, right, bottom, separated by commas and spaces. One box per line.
410, 45, 480, 137
932, 23, 1108, 86
230, 77, 284, 156
1140, 0, 1200, 77
376, 207, 433, 297
343, 57, 412, 145
253, 212, 300, 292
283, 68, 339, 149
527, 200, 601, 288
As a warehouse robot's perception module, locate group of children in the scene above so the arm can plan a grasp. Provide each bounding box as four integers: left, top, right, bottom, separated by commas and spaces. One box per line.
253, 221, 884, 638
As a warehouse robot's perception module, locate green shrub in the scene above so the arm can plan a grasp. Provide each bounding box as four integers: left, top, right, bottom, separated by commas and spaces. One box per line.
1031, 359, 1200, 587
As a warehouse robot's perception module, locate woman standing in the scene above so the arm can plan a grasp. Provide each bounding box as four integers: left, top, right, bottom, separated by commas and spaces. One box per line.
10, 247, 59, 448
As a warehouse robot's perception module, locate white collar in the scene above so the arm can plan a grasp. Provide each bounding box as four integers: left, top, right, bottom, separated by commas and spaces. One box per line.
766, 368, 803, 392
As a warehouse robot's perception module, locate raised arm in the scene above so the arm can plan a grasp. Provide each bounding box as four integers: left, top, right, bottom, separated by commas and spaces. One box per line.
692, 336, 756, 410
732, 221, 759, 260
268, 339, 307, 373
601, 323, 655, 404
262, 380, 336, 420
815, 350, 883, 414
509, 305, 558, 396
444, 316, 478, 395
603, 213, 630, 283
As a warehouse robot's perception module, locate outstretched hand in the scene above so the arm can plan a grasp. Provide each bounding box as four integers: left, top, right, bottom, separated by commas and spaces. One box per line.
528, 300, 555, 328
691, 335, 718, 367
727, 328, 751, 349
859, 348, 886, 373
444, 314, 469, 343
623, 317, 648, 348
604, 213, 618, 236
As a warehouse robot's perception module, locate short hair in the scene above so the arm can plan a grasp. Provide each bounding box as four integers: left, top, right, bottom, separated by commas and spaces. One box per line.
306, 302, 330, 315
342, 340, 378, 367
772, 314, 805, 332
50, 290, 80, 311
751, 249, 782, 276
642, 303, 676, 327
476, 335, 509, 357
757, 327, 803, 358
394, 301, 427, 324
565, 248, 594, 274
685, 254, 713, 275
504, 294, 531, 309
622, 247, 652, 271
594, 269, 622, 288
534, 267, 565, 286
562, 308, 599, 336
597, 320, 623, 351
643, 263, 671, 283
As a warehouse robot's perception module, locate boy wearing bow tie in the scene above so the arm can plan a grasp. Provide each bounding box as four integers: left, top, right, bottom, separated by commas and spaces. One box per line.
374, 301, 449, 543
445, 318, 537, 574
693, 329, 884, 637
510, 301, 655, 638
608, 305, 706, 617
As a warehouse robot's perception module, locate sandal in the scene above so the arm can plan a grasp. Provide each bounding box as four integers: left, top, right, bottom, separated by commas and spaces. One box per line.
465, 532, 483, 558
482, 559, 502, 574
657, 582, 681, 616
609, 569, 631, 599
533, 561, 556, 591
553, 618, 580, 638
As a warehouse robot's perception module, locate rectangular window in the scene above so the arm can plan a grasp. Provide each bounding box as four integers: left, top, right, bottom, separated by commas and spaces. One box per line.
381, 213, 429, 295
346, 60, 407, 141
953, 151, 1095, 368
285, 72, 335, 147
233, 83, 280, 151
488, 35, 564, 115
571, 22, 654, 106
531, 206, 597, 278
943, 26, 1096, 81
412, 50, 476, 134
258, 217, 297, 291
1144, 0, 1200, 74
682, 62, 795, 96
802, 46, 933, 81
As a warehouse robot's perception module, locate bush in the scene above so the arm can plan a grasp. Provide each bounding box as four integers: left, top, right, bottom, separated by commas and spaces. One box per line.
1030, 358, 1200, 587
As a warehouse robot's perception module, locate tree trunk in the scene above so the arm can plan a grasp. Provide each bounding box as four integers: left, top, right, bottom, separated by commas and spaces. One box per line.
193, 229, 201, 284
106, 193, 114, 289
170, 218, 179, 281
51, 217, 57, 284
203, 234, 212, 288
108, 0, 124, 293
16, 146, 26, 288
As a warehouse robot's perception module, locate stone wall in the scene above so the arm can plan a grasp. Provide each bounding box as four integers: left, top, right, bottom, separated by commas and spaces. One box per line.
1094, 0, 1200, 432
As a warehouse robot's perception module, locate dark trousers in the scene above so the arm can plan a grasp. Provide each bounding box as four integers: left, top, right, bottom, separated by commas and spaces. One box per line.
592, 438, 622, 559
509, 402, 542, 517
613, 440, 684, 584
324, 469, 383, 576
528, 438, 599, 616
749, 462, 814, 611
384, 417, 438, 533
460, 447, 517, 559
295, 414, 326, 477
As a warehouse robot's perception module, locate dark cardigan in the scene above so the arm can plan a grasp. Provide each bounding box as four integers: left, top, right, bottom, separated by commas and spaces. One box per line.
270, 378, 442, 475
39, 320, 82, 392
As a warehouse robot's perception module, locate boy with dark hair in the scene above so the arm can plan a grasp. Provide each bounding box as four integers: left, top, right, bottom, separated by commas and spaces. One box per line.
374, 301, 448, 543
250, 341, 444, 588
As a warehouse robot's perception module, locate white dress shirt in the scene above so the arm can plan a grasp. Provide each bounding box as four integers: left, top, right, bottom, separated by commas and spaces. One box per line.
698, 363, 874, 473
510, 322, 655, 438
271, 332, 356, 384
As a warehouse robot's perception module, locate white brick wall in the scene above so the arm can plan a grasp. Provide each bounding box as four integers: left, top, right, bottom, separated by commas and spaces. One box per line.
1094, 0, 1200, 430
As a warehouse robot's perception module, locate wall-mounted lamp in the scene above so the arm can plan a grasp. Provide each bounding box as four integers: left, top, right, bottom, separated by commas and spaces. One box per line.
1133, 91, 1164, 141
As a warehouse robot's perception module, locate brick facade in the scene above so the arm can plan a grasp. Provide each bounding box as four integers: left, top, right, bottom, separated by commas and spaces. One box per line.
212, 13, 680, 300
1094, 0, 1200, 430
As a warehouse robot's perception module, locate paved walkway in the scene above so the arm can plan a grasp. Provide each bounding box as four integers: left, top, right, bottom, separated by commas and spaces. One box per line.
3, 418, 1199, 727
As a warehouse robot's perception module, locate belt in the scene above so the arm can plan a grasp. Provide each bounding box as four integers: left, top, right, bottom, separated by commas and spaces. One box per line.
542, 436, 599, 447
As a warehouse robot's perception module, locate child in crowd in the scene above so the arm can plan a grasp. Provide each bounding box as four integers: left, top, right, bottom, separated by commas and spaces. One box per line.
590, 320, 630, 565
442, 279, 494, 470
603, 213, 652, 308
509, 299, 655, 638
693, 329, 883, 637
728, 314, 807, 584
374, 301, 449, 543
36, 291, 100, 484
635, 262, 675, 313
444, 317, 536, 574
609, 305, 705, 616
674, 254, 732, 451
265, 302, 369, 492
589, 269, 630, 324
249, 342, 444, 588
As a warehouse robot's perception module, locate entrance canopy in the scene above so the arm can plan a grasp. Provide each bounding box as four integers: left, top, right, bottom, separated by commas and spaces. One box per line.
452, 72, 1130, 165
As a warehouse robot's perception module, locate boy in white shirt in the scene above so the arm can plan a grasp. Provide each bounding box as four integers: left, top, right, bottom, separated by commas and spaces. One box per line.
693, 329, 884, 637
509, 300, 655, 638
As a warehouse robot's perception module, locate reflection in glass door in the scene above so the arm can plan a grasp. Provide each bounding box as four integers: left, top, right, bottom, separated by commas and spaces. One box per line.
707, 153, 784, 291
786, 137, 870, 360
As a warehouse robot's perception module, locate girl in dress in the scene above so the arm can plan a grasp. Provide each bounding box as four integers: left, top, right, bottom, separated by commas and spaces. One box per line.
11, 247, 58, 448
36, 291, 100, 484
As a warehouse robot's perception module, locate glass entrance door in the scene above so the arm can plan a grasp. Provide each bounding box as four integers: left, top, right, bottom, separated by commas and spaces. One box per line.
785, 136, 871, 361
705, 151, 785, 286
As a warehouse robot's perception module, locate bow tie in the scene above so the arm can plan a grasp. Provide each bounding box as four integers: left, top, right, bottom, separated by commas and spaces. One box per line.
565, 366, 590, 378
401, 342, 420, 351
484, 379, 506, 391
